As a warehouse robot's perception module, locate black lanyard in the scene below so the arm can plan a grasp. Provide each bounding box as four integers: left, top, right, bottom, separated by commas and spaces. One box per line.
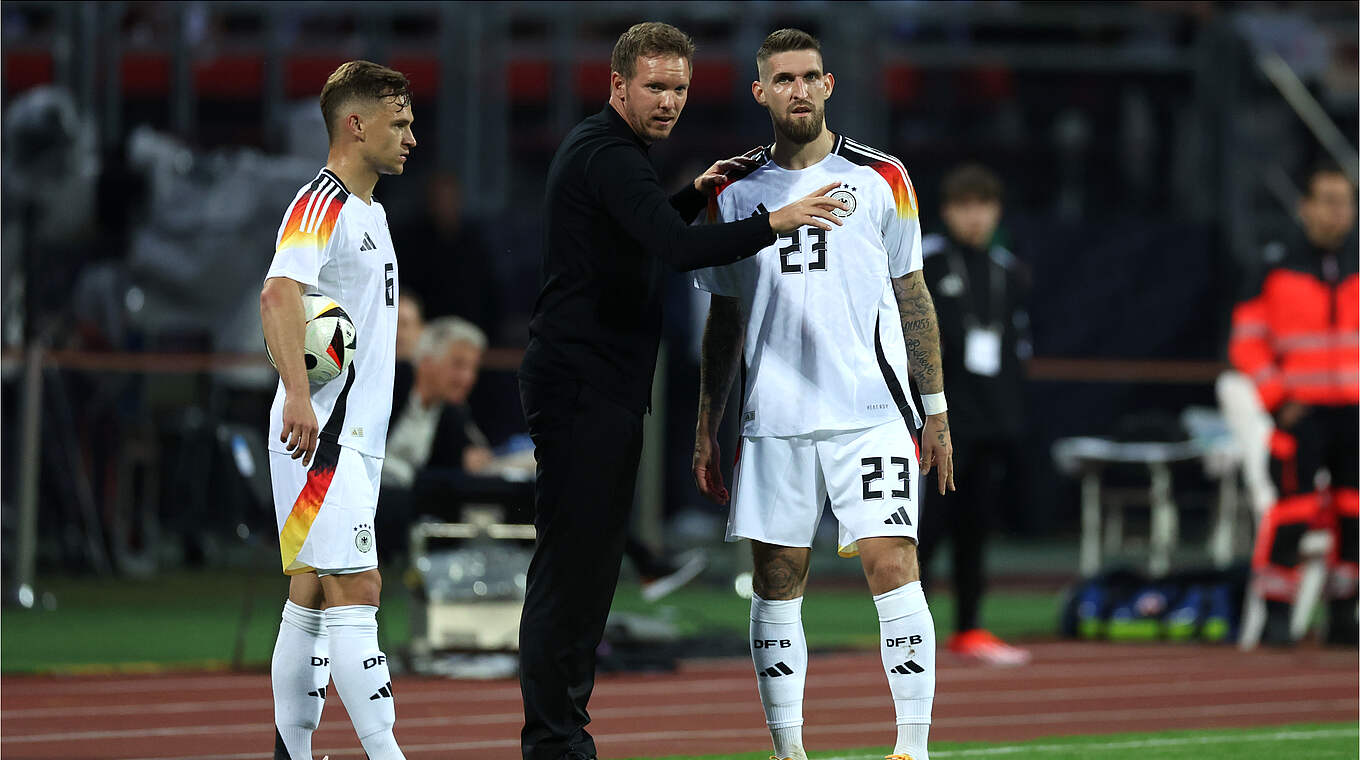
944, 246, 1006, 330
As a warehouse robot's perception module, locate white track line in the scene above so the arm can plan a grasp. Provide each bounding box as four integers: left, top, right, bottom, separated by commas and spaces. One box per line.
7, 670, 1353, 722
822, 726, 1359, 759
107, 722, 1360, 760
6, 651, 1334, 707
6, 697, 1353, 746
7, 666, 1349, 723
2, 642, 1301, 696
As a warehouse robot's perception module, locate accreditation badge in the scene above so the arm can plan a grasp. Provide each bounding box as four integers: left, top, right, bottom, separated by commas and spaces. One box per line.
964, 325, 1003, 377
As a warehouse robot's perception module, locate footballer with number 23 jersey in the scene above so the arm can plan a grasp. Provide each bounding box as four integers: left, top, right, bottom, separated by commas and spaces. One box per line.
695, 135, 925, 437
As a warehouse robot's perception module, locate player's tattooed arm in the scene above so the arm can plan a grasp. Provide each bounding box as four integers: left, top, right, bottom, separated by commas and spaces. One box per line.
893, 270, 955, 493
693, 295, 745, 504
892, 271, 944, 394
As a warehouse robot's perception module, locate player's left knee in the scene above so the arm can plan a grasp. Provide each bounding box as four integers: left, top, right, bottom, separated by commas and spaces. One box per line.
862, 547, 920, 589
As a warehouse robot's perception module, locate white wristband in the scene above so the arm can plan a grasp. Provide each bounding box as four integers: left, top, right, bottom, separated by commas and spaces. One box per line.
921, 392, 947, 416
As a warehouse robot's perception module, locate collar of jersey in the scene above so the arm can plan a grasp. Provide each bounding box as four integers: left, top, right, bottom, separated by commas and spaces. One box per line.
764, 134, 841, 173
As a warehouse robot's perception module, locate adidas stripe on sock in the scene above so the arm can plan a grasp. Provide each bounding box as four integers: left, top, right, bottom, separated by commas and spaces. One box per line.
751, 594, 808, 758
271, 600, 329, 760
875, 581, 934, 760
325, 605, 405, 760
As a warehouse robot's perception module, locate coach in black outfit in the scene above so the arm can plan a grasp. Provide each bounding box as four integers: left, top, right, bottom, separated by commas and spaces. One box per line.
517, 22, 846, 760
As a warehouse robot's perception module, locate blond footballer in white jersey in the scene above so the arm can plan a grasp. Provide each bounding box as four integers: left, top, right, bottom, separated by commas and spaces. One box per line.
266, 166, 399, 575
259, 61, 414, 760
691, 30, 954, 760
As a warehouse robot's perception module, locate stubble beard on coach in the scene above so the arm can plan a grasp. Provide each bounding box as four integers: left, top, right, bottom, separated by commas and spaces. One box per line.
773, 104, 825, 145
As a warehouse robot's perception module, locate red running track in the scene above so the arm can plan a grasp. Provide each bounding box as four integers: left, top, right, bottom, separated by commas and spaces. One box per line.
2, 642, 1355, 759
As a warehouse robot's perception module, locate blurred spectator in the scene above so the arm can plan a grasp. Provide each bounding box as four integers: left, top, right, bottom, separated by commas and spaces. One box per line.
1228, 161, 1358, 646
383, 316, 494, 492
2, 86, 99, 346
392, 172, 503, 343
918, 163, 1032, 665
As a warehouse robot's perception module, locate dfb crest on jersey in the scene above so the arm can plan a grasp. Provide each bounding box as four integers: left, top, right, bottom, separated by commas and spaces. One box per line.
354, 523, 374, 553
830, 185, 857, 218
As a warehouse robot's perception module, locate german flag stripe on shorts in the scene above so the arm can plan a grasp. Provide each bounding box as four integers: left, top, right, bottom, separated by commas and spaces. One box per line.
279, 363, 357, 573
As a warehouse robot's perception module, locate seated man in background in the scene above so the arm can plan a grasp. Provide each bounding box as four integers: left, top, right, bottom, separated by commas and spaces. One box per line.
384, 316, 494, 489
378, 316, 522, 559
1229, 161, 1358, 646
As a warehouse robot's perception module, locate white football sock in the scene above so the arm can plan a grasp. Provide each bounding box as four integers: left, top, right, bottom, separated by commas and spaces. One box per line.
876, 581, 935, 759
325, 605, 404, 760
271, 600, 329, 760
750, 594, 808, 758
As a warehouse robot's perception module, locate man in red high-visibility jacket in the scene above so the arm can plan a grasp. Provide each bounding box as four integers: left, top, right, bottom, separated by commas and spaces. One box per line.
1229, 162, 1358, 646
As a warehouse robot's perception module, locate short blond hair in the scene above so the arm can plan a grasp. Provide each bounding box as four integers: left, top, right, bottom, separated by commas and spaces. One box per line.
319, 60, 411, 142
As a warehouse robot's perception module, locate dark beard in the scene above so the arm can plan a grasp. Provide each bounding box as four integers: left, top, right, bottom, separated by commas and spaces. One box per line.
773, 106, 824, 144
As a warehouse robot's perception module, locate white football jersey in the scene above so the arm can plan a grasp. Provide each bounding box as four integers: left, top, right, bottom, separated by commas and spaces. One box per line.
265, 168, 399, 459
694, 136, 924, 437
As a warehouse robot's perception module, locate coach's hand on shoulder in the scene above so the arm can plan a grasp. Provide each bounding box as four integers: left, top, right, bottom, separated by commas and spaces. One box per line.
282, 394, 320, 467
693, 155, 762, 195
769, 182, 848, 233
920, 412, 955, 495
692, 434, 730, 505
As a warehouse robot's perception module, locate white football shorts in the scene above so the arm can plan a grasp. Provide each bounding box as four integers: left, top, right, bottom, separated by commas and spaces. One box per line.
270, 442, 381, 576
727, 417, 920, 550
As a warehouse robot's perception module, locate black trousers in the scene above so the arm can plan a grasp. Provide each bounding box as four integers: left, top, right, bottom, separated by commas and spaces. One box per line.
917, 436, 1013, 634
518, 377, 644, 760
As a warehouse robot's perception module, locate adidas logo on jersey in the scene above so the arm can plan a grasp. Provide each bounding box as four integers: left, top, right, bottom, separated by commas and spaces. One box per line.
360, 233, 377, 251
884, 506, 912, 526
758, 661, 795, 678
890, 660, 926, 675
369, 681, 393, 700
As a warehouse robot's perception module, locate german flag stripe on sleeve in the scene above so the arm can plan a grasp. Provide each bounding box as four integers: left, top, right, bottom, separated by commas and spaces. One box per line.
276, 174, 348, 255
840, 138, 918, 220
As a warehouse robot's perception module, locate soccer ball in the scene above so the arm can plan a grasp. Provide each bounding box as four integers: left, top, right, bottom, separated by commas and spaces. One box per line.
266, 293, 357, 384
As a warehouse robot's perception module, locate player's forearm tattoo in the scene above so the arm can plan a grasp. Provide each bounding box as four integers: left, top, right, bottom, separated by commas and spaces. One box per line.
893, 272, 944, 394
752, 544, 810, 600
697, 296, 746, 435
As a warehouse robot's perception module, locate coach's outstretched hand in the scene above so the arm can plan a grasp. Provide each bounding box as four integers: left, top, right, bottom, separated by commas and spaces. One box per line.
769, 182, 848, 232
920, 412, 955, 495
693, 154, 763, 195
281, 394, 320, 466
693, 433, 730, 505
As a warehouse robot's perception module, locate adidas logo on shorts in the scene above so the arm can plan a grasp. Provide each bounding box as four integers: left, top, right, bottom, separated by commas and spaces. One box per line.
890, 660, 925, 675
758, 661, 795, 678
307, 686, 327, 699
884, 506, 912, 526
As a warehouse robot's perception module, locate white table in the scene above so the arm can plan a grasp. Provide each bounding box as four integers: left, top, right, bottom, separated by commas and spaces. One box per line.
1052, 424, 1244, 578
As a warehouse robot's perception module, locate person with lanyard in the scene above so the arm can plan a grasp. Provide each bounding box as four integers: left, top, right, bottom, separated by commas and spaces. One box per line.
918, 163, 1033, 666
